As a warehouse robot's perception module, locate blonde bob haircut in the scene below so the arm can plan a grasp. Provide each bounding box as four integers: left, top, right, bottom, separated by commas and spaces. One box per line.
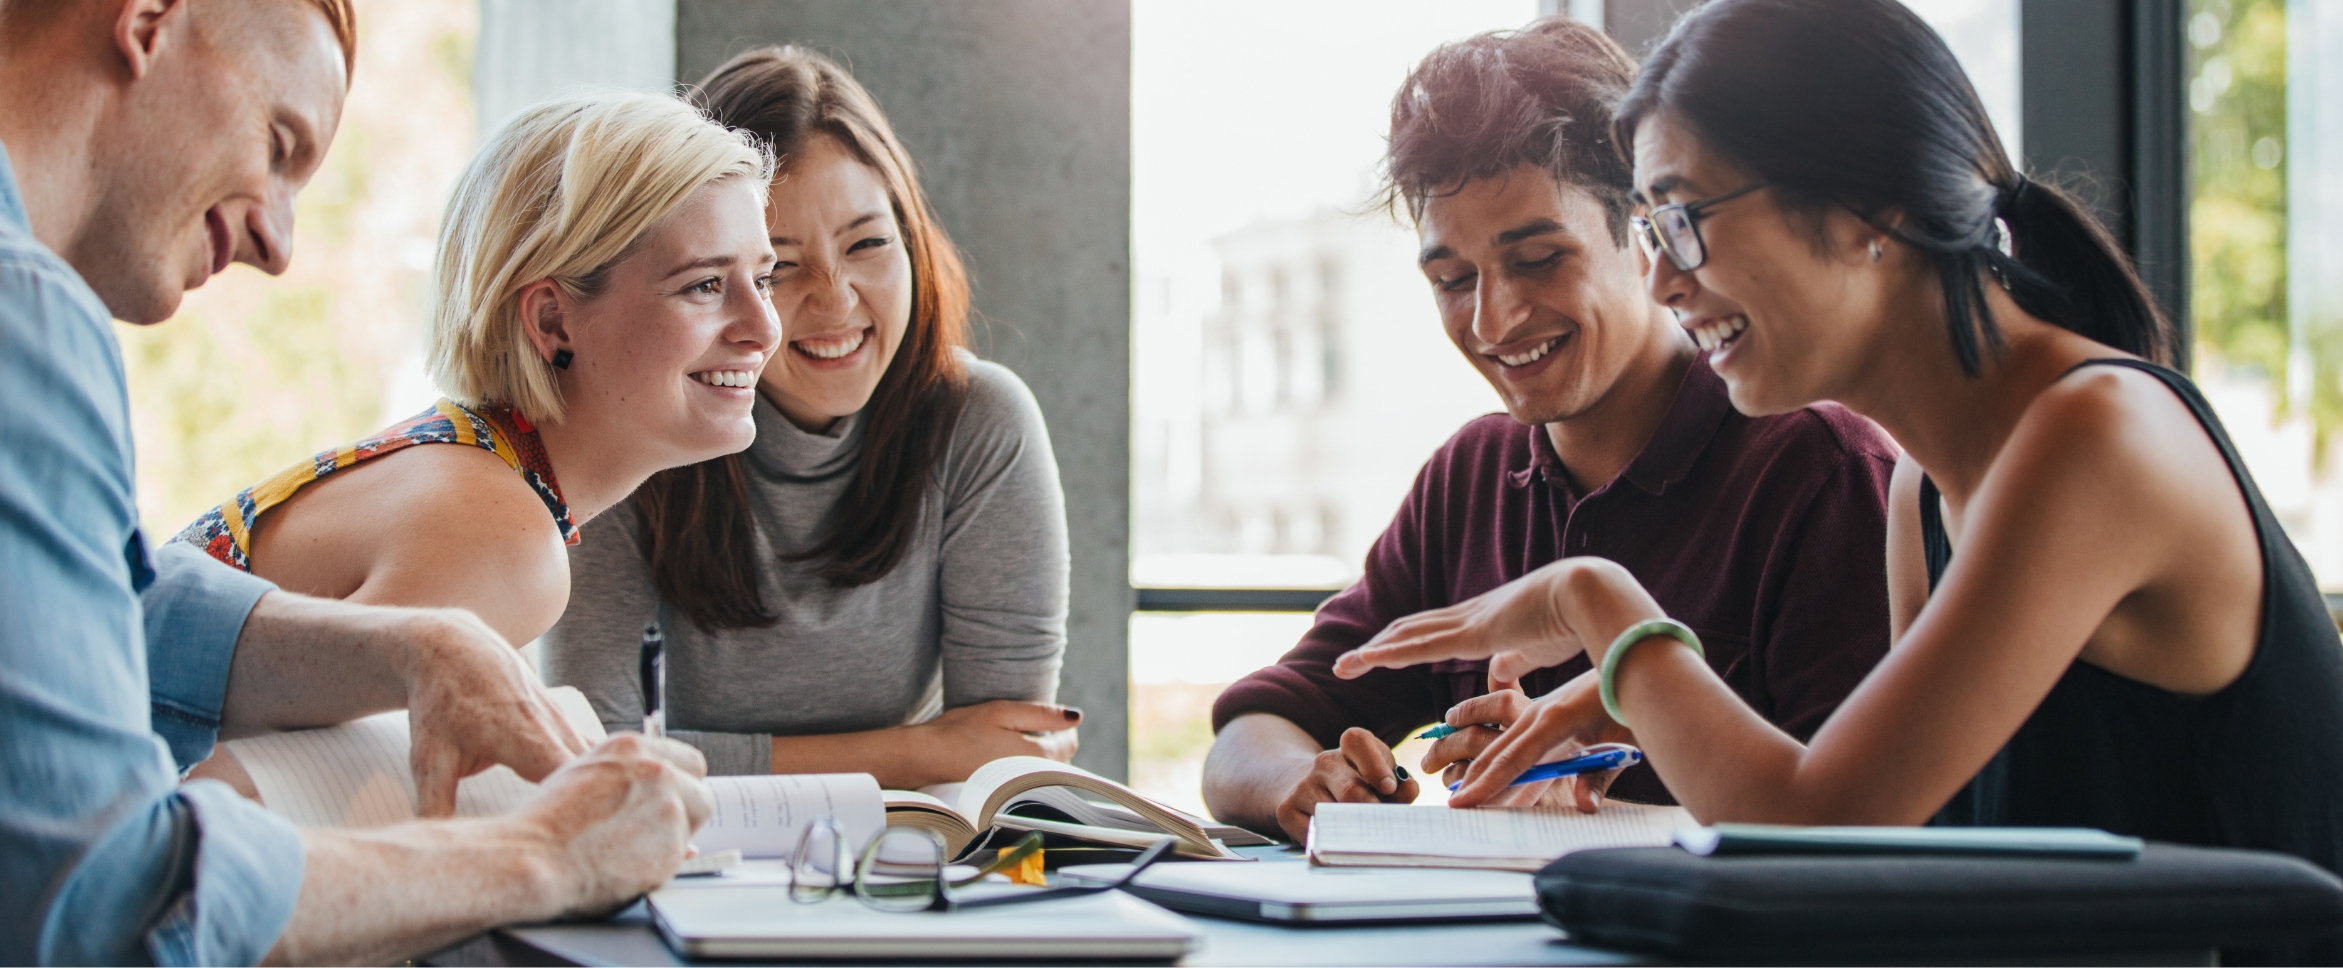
429, 91, 772, 421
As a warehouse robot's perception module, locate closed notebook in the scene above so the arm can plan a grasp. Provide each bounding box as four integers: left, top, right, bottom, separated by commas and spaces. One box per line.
1674, 823, 2145, 858
1059, 859, 1539, 922
648, 882, 1201, 960
1307, 802, 1692, 872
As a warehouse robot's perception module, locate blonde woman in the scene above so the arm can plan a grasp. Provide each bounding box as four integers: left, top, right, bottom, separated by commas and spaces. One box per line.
177, 91, 778, 796
543, 48, 1074, 787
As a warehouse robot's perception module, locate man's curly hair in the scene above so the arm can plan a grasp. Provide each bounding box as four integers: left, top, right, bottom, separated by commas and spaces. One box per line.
1377, 17, 1638, 247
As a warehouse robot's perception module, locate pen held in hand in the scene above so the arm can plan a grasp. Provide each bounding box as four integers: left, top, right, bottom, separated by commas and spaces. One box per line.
1417, 722, 1502, 740
639, 622, 665, 739
1450, 743, 1642, 793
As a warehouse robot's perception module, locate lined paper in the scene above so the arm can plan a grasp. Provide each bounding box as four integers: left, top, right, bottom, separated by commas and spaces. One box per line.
1310, 802, 1692, 871
223, 690, 888, 860
226, 686, 607, 827
691, 773, 886, 859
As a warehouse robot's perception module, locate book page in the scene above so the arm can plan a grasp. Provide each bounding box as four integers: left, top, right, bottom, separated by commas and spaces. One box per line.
882, 789, 955, 813
1310, 802, 1691, 864
225, 685, 607, 828
693, 773, 886, 860
958, 756, 1239, 859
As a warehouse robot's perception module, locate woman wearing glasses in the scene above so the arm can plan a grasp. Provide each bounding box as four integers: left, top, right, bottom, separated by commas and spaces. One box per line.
542, 46, 1076, 787
1334, 1, 2343, 960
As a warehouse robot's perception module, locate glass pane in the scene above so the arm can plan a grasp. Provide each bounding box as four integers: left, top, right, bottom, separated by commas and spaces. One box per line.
1133, 1, 1549, 815
119, 1, 477, 538
2184, 0, 2343, 587
1900, 0, 2023, 153
1131, 0, 1540, 594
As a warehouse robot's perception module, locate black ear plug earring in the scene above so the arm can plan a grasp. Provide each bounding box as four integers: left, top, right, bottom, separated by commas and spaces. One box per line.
551, 348, 574, 370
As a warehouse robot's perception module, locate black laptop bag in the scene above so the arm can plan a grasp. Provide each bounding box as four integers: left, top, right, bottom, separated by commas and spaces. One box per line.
1535, 843, 2343, 964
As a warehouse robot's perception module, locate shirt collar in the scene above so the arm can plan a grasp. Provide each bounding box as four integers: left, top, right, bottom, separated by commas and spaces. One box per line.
0, 141, 28, 234
1512, 355, 1735, 496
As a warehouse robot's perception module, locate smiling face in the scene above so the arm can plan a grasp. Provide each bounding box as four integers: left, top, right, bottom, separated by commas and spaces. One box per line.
1416, 167, 1662, 427
1633, 111, 1897, 415
76, 2, 347, 324
756, 134, 913, 433
534, 176, 780, 468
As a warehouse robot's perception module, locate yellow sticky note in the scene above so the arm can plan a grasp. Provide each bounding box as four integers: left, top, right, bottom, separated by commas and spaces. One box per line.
997, 845, 1046, 886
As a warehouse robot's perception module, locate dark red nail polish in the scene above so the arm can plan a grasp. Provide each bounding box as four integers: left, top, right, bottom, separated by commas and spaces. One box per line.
1062, 707, 1083, 722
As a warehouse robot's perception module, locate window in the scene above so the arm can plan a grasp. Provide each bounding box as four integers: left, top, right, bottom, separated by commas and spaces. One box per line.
2185, 0, 2343, 592
119, 0, 476, 538
1129, 0, 1543, 811
1127, 0, 2028, 814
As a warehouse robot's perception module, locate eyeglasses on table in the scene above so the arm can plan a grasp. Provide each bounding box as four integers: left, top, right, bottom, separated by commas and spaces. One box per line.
787, 819, 1177, 913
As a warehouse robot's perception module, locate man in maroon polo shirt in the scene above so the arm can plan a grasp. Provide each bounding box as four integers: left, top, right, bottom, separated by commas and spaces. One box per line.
1200, 18, 1899, 842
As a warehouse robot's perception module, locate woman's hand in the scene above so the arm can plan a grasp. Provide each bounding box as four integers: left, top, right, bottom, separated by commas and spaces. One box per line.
904, 700, 1081, 783
1436, 673, 1638, 809
1333, 558, 1661, 685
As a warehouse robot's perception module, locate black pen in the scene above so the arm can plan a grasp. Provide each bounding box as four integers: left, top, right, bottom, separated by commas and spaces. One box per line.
638, 622, 665, 738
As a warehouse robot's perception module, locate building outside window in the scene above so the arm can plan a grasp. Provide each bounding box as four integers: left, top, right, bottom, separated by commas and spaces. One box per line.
1127, 0, 2025, 814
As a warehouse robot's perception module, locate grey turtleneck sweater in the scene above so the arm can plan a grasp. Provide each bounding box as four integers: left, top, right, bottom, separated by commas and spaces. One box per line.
540, 359, 1070, 775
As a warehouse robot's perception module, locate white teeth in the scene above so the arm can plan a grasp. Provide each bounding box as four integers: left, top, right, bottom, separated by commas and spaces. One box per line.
692, 369, 754, 388
1497, 337, 1562, 367
1689, 315, 1749, 352
795, 330, 866, 360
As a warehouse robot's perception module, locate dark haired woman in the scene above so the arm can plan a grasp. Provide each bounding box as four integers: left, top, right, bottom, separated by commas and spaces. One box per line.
542, 46, 1076, 788
1334, 0, 2343, 956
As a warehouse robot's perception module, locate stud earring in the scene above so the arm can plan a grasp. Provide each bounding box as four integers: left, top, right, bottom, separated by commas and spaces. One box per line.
551, 348, 574, 370
1867, 240, 1884, 262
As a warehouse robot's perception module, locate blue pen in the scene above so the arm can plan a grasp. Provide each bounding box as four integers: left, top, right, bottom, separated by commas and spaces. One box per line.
1448, 744, 1642, 793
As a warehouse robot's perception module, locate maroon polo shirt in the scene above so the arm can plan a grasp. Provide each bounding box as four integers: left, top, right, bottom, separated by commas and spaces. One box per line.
1211, 358, 1898, 805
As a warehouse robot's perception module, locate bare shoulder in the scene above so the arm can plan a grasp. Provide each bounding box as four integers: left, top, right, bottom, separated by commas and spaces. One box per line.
259, 442, 570, 643
1986, 362, 2248, 582
1999, 363, 2212, 490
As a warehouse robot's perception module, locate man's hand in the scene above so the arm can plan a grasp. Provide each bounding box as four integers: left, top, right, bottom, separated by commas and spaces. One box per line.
904, 699, 1081, 780
221, 593, 591, 815
517, 733, 712, 917
1273, 727, 1420, 843
400, 609, 589, 817
1423, 673, 1634, 811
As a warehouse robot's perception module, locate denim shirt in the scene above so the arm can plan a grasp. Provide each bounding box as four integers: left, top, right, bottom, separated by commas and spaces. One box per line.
0, 143, 303, 965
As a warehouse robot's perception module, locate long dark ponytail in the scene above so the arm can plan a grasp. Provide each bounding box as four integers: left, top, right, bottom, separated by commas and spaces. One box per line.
1616, 0, 2178, 372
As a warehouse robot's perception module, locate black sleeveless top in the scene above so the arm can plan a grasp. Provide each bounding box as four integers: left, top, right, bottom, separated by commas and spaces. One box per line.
1922, 359, 2343, 964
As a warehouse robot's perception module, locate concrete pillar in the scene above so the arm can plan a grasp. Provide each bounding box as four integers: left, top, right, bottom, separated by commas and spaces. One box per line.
676, 1, 1135, 779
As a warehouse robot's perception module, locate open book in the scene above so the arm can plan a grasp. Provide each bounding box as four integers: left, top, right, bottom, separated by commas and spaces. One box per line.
881, 756, 1268, 860
1307, 802, 1694, 872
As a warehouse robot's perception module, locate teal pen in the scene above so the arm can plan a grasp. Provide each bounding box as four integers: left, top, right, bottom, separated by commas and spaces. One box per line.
1416, 722, 1499, 740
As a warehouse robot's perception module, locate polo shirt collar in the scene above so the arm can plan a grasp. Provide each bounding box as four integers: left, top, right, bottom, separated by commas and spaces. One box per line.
0, 141, 28, 234
1514, 355, 1735, 496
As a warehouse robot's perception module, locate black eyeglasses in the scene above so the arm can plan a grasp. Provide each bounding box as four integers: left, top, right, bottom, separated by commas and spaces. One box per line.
1633, 182, 1768, 272
788, 821, 1177, 913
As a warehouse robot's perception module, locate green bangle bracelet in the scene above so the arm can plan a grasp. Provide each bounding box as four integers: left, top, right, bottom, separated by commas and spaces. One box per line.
1598, 618, 1703, 728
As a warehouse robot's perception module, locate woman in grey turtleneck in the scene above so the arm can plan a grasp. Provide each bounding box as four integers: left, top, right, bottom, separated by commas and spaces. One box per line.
540, 46, 1074, 785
